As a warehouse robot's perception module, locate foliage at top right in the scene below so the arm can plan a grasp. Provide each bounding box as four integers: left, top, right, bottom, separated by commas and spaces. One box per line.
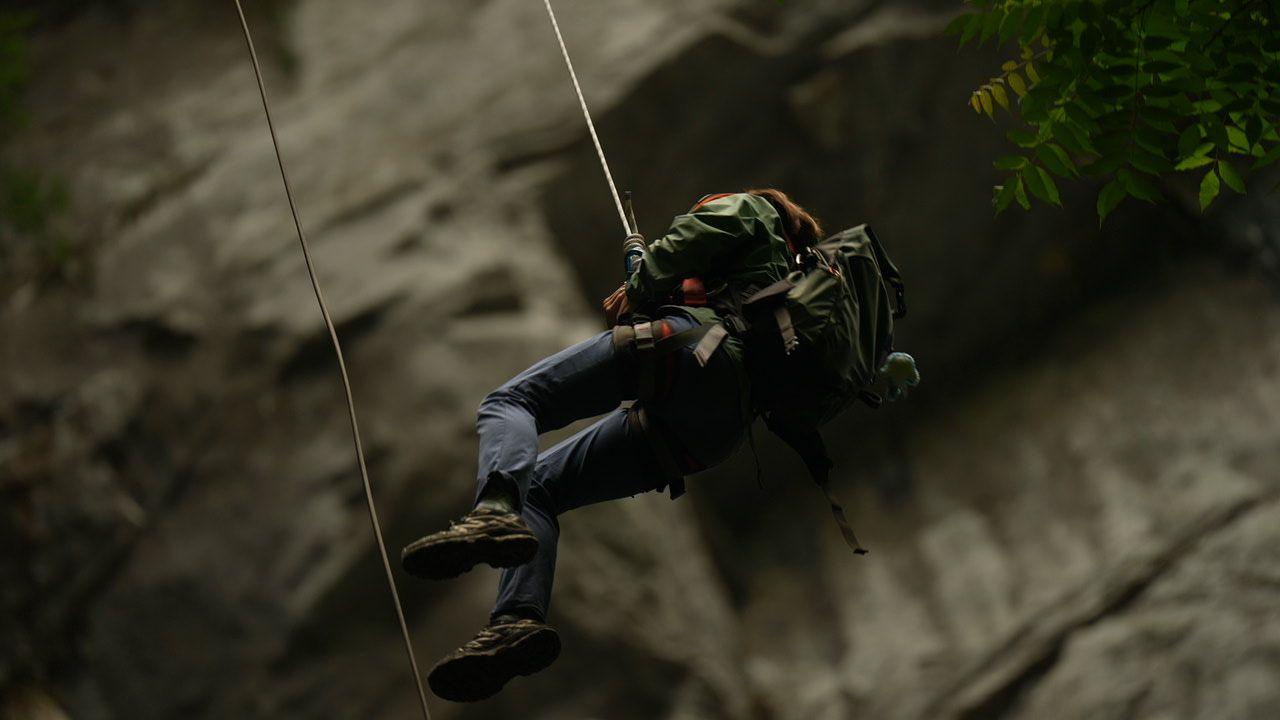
948, 0, 1280, 224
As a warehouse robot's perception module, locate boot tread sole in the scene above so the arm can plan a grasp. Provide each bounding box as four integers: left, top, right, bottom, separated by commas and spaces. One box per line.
427, 625, 560, 702
401, 530, 537, 580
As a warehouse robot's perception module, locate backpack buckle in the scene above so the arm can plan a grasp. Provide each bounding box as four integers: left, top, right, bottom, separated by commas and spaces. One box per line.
633, 321, 656, 352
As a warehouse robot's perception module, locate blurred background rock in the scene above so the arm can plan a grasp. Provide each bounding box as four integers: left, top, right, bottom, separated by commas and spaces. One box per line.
2, 1, 1278, 718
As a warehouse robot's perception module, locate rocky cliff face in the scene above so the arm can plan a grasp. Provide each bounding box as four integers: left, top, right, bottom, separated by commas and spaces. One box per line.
3, 2, 1278, 719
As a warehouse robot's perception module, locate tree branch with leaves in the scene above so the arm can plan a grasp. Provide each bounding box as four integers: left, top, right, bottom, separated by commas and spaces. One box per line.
948, 0, 1280, 224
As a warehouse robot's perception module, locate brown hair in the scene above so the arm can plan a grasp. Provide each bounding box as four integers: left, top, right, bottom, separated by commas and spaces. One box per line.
747, 188, 823, 251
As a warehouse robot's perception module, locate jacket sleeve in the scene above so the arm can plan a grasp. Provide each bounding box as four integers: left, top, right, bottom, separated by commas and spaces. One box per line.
625, 194, 774, 306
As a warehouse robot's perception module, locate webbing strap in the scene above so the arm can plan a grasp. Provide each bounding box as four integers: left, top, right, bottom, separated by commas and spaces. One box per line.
230, 4, 431, 718
653, 323, 718, 362
633, 321, 656, 351
626, 406, 686, 481
763, 415, 869, 556
819, 480, 869, 555
774, 306, 798, 354
692, 324, 728, 367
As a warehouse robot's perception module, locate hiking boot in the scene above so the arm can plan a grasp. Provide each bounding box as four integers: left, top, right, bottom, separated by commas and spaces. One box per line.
401, 507, 538, 580
427, 618, 561, 702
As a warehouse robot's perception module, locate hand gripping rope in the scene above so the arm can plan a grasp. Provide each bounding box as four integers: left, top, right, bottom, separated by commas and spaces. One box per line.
232, 1, 628, 716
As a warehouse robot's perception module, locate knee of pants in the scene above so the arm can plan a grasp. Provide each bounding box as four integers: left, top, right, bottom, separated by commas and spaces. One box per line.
476, 385, 537, 430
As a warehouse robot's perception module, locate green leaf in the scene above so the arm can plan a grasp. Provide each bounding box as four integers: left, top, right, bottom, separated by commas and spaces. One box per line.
1096, 178, 1126, 224
1036, 143, 1077, 177
1199, 167, 1220, 211
1020, 4, 1047, 44
1096, 84, 1136, 102
1175, 155, 1215, 170
1025, 62, 1040, 83
979, 10, 1001, 46
1142, 60, 1182, 74
1252, 143, 1280, 170
1081, 153, 1126, 176
1204, 117, 1230, 153
1014, 176, 1030, 209
1045, 2, 1065, 30
959, 13, 981, 46
1223, 96, 1253, 113
978, 88, 995, 118
1064, 103, 1100, 133
1244, 115, 1264, 148
1021, 89, 1050, 122
944, 13, 972, 37
1194, 98, 1224, 113
1036, 167, 1062, 206
1118, 169, 1163, 203
1130, 149, 1173, 176
1023, 165, 1061, 206
1074, 89, 1109, 117
1134, 126, 1170, 157
1008, 72, 1027, 97
1177, 126, 1202, 158
1006, 128, 1038, 147
1218, 160, 1246, 193
1226, 126, 1250, 153
994, 181, 1018, 213
995, 155, 1029, 170
990, 83, 1010, 111
1138, 106, 1179, 132
1052, 122, 1096, 156
998, 10, 1023, 43
1144, 83, 1184, 99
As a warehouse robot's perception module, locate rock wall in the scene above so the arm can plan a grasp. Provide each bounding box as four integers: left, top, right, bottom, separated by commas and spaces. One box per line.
3, 1, 1278, 719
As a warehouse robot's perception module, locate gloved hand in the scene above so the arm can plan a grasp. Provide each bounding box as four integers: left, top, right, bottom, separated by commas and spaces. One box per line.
602, 284, 631, 326
878, 352, 920, 401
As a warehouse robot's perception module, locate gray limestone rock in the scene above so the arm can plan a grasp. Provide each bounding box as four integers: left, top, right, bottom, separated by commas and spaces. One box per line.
3, 2, 1280, 719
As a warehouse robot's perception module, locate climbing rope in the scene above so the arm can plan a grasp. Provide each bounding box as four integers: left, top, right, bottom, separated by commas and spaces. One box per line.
229, 2, 432, 719
541, 0, 632, 235
229, 1, 628, 714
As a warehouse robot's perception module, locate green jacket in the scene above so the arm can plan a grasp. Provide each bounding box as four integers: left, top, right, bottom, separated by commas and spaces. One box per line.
624, 193, 793, 315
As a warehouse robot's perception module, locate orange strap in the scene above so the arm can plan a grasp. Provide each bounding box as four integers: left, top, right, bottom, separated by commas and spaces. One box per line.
691, 192, 733, 211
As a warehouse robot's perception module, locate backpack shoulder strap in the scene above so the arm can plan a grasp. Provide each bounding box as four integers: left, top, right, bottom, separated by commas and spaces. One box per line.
763, 414, 869, 555
861, 225, 906, 320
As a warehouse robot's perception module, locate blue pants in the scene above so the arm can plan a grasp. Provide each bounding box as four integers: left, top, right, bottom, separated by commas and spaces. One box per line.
474, 313, 748, 622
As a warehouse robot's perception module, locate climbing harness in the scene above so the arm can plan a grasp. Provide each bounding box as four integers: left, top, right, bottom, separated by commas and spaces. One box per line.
230, 2, 431, 718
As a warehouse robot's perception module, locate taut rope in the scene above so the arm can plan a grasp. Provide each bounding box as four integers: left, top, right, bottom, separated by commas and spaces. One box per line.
230, 2, 432, 718
541, 0, 631, 235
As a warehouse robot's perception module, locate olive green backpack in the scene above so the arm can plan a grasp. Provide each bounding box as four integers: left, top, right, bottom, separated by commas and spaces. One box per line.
740, 224, 913, 554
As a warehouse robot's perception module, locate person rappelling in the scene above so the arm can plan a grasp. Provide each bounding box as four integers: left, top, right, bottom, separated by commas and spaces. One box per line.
233, 0, 917, 711
400, 189, 920, 702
